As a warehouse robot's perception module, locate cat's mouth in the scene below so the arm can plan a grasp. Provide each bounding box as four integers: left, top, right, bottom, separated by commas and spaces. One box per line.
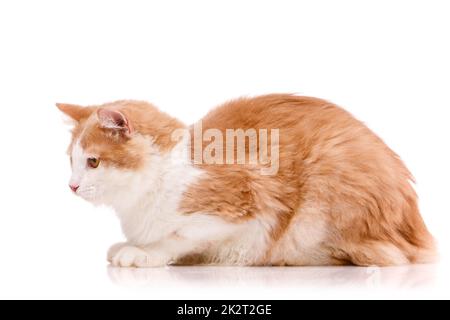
76, 185, 97, 202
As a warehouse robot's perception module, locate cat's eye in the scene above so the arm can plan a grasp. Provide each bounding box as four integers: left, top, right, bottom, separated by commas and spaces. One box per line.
87, 157, 100, 169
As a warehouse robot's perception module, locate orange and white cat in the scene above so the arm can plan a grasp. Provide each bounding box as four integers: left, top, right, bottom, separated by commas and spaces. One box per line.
57, 94, 436, 267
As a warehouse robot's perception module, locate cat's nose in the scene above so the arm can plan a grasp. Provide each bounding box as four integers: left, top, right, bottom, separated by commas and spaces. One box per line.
69, 184, 79, 193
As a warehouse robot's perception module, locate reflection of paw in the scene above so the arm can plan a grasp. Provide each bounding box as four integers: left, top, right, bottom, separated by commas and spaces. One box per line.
107, 265, 173, 286
107, 242, 128, 262
111, 246, 170, 268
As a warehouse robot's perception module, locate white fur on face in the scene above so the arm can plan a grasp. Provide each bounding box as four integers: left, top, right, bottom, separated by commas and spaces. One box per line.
70, 140, 134, 205
70, 141, 99, 202
69, 134, 163, 207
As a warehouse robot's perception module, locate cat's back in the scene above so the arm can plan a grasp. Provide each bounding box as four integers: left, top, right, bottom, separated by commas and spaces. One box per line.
199, 94, 354, 133
197, 94, 383, 167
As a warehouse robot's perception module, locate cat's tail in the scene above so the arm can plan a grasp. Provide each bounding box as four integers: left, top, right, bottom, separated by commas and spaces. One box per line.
406, 232, 439, 264
337, 196, 438, 267
411, 244, 439, 264
398, 197, 439, 264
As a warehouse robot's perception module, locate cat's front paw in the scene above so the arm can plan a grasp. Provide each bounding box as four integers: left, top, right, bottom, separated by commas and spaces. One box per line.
111, 246, 171, 268
107, 242, 128, 262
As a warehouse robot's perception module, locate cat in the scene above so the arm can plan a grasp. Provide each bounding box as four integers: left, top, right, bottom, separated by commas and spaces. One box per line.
57, 94, 437, 267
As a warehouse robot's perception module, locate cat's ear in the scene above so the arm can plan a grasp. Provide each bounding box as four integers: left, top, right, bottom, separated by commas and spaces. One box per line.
97, 108, 133, 136
56, 103, 94, 123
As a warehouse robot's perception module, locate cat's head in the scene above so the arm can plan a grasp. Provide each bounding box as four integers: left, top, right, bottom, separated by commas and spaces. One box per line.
57, 101, 184, 206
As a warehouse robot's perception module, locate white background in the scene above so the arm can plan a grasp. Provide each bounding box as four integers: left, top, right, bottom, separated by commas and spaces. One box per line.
0, 0, 449, 299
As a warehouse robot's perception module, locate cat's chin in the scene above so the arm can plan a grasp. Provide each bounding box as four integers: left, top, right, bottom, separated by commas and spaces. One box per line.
83, 197, 108, 208
86, 192, 122, 208
78, 195, 97, 204
76, 191, 102, 206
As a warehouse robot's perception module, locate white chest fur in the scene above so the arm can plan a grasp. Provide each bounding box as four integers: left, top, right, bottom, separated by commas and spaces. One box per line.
110, 137, 272, 265
113, 139, 202, 245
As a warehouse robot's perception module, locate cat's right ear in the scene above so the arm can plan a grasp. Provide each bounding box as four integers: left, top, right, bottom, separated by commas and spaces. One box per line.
56, 103, 94, 123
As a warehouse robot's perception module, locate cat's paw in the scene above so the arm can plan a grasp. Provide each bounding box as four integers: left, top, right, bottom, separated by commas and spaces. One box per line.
111, 246, 171, 268
107, 242, 128, 262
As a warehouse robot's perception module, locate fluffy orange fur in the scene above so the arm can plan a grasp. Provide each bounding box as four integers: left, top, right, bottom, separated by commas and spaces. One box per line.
58, 94, 437, 266
181, 95, 436, 265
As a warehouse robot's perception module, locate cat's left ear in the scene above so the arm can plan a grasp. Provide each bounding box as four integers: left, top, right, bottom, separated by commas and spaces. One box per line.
97, 108, 133, 136
56, 103, 94, 123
